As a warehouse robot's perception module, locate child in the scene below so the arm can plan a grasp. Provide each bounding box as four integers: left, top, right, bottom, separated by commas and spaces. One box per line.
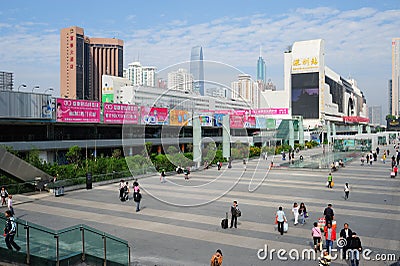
7, 195, 14, 215
292, 202, 299, 225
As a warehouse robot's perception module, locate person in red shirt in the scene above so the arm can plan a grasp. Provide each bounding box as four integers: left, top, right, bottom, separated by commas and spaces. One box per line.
394, 165, 398, 176
324, 222, 337, 255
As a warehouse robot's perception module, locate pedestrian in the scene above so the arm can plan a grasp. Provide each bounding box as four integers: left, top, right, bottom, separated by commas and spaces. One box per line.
366, 154, 370, 164
133, 179, 139, 192
344, 183, 350, 200
3, 210, 20, 252
276, 206, 287, 235
360, 156, 365, 166
376, 147, 380, 155
327, 173, 333, 188
230, 201, 239, 228
184, 167, 190, 180
347, 232, 362, 266
394, 165, 398, 176
160, 170, 166, 183
7, 195, 14, 215
312, 222, 322, 252
123, 182, 130, 201
210, 249, 223, 266
323, 204, 335, 225
339, 223, 353, 259
217, 161, 220, 170
1, 186, 8, 206
292, 202, 299, 226
318, 250, 331, 266
298, 202, 307, 225
324, 222, 336, 255
392, 155, 396, 168
369, 153, 373, 165
133, 188, 142, 212
387, 149, 390, 156
382, 153, 386, 164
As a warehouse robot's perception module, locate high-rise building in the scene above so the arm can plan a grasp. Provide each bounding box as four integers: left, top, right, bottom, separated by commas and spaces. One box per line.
368, 105, 382, 125
168, 68, 193, 92
60, 26, 123, 101
190, 46, 204, 95
231, 74, 259, 107
125, 62, 156, 87
257, 47, 266, 83
389, 79, 393, 115
0, 71, 13, 90
391, 38, 400, 116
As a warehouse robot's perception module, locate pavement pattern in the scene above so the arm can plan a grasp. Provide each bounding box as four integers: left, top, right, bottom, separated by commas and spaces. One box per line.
4, 146, 400, 266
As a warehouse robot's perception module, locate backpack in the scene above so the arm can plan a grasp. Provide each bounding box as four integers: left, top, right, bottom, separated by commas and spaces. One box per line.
133, 192, 142, 202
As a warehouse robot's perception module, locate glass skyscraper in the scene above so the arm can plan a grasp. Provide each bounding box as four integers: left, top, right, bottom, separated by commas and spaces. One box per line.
190, 46, 204, 95
257, 53, 266, 83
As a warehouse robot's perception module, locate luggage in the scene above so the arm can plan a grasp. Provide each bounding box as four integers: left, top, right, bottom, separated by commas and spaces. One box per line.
325, 181, 329, 187
318, 217, 326, 229
221, 212, 228, 229
391, 171, 395, 178
283, 222, 288, 232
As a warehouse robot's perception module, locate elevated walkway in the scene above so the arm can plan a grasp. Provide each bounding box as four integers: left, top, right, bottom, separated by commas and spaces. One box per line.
0, 146, 51, 183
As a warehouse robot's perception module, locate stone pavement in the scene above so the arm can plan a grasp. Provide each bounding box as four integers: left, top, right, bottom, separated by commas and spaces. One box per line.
4, 146, 400, 266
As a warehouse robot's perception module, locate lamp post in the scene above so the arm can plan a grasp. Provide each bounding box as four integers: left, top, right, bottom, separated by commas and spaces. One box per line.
17, 84, 27, 91
44, 87, 54, 94
31, 85, 40, 92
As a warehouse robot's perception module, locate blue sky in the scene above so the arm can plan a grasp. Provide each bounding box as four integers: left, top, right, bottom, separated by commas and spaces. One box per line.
1, 0, 399, 114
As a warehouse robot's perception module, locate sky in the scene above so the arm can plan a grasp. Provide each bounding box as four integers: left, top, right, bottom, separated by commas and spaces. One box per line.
1, 0, 399, 115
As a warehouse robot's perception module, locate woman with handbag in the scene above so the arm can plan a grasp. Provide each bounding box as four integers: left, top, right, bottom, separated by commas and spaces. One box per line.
298, 202, 307, 225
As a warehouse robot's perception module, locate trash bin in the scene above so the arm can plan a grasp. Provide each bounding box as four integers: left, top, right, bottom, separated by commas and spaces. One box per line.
86, 172, 92, 189
55, 186, 64, 197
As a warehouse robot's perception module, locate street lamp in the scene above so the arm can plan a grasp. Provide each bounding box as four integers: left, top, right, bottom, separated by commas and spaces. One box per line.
17, 84, 27, 91
32, 85, 40, 92
44, 87, 54, 94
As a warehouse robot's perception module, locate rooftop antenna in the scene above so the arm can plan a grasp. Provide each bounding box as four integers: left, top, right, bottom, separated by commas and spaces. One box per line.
259, 45, 262, 57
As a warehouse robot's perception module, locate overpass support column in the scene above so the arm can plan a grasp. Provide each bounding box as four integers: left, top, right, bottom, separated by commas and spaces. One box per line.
289, 120, 294, 149
193, 115, 202, 169
222, 115, 231, 162
298, 118, 304, 146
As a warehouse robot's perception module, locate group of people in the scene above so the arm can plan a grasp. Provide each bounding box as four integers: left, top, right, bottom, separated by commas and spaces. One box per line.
118, 179, 142, 212
325, 173, 351, 200
2, 186, 20, 252
173, 167, 191, 180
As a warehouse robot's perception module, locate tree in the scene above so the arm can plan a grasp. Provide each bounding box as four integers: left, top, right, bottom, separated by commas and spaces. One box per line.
112, 149, 122, 159
66, 145, 82, 165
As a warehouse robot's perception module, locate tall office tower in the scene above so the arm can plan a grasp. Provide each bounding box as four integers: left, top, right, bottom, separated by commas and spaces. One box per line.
0, 71, 13, 90
231, 74, 259, 107
142, 66, 157, 87
368, 105, 382, 125
167, 68, 193, 92
392, 38, 400, 116
190, 46, 204, 95
257, 47, 266, 83
60, 26, 123, 101
389, 79, 393, 116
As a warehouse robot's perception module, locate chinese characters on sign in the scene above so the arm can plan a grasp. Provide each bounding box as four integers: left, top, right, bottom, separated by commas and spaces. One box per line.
292, 56, 319, 72
56, 99, 100, 123
103, 103, 139, 124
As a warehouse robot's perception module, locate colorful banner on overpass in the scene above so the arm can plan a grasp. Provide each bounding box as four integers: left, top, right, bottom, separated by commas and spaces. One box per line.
103, 103, 139, 124
56, 99, 100, 123
141, 106, 169, 125
170, 110, 190, 126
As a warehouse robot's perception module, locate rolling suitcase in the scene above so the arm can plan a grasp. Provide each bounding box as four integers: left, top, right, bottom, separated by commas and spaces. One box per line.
221, 212, 228, 229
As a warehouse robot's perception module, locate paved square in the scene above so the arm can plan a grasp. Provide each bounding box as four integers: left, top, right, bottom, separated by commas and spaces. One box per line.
7, 148, 400, 266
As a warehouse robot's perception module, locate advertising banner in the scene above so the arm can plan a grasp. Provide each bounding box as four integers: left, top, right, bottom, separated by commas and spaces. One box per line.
56, 98, 100, 123
256, 117, 267, 129
199, 115, 213, 127
103, 103, 139, 124
266, 118, 276, 129
141, 106, 169, 125
244, 116, 256, 128
202, 108, 289, 116
170, 110, 190, 126
230, 115, 244, 128
214, 113, 225, 127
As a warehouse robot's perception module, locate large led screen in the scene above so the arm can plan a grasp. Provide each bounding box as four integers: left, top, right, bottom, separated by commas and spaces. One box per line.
291, 73, 319, 119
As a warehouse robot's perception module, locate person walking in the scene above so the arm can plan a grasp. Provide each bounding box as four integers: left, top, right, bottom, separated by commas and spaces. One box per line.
160, 170, 166, 183
7, 195, 14, 215
4, 210, 21, 252
292, 202, 299, 226
344, 183, 350, 200
298, 202, 307, 225
319, 250, 332, 266
327, 173, 333, 188
324, 222, 336, 255
1, 186, 8, 206
230, 201, 239, 228
323, 204, 335, 225
133, 188, 142, 212
339, 223, 353, 259
312, 222, 322, 252
382, 153, 386, 164
210, 249, 223, 266
276, 206, 287, 235
133, 179, 139, 192
347, 232, 362, 266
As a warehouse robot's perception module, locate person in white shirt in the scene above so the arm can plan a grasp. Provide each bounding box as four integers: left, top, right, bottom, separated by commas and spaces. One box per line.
292, 202, 299, 225
7, 195, 14, 215
276, 207, 287, 235
344, 183, 350, 200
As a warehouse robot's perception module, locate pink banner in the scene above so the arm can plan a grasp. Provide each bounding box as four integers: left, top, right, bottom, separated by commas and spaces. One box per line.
230, 115, 244, 128
103, 103, 139, 124
56, 98, 100, 123
244, 116, 256, 128
201, 108, 289, 116
141, 106, 169, 125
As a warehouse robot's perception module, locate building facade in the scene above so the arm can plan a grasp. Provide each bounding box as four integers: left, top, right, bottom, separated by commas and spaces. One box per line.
392, 38, 400, 116
167, 69, 193, 92
368, 105, 382, 125
257, 53, 266, 83
231, 74, 260, 108
0, 71, 13, 91
60, 26, 123, 101
389, 79, 393, 116
190, 46, 204, 95
125, 62, 156, 87
285, 39, 368, 129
